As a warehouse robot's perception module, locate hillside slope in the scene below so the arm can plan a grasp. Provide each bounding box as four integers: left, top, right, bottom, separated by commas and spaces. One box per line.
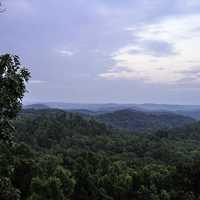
9, 108, 200, 200
96, 109, 195, 132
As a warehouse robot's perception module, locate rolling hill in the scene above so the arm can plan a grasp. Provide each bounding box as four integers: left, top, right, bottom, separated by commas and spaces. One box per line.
96, 109, 196, 132
23, 103, 200, 120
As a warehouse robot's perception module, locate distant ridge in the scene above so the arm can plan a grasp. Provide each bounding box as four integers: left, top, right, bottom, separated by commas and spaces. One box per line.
23, 104, 50, 110
96, 109, 196, 133
23, 102, 200, 119
23, 102, 200, 111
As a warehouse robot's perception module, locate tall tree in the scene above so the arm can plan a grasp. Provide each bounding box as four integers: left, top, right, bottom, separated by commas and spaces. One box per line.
0, 54, 30, 144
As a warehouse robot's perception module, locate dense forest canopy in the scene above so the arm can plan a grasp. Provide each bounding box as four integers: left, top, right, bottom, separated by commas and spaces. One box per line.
1, 108, 200, 200
96, 109, 195, 132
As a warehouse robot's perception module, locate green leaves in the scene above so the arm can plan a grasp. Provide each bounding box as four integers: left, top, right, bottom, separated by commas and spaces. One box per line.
0, 54, 30, 145
29, 165, 75, 200
0, 177, 20, 200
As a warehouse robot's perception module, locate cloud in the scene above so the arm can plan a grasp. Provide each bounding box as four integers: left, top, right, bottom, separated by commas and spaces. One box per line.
175, 67, 200, 86
99, 14, 200, 85
56, 49, 76, 56
140, 40, 177, 57
121, 39, 177, 57
99, 70, 149, 81
29, 80, 47, 84
2, 0, 200, 103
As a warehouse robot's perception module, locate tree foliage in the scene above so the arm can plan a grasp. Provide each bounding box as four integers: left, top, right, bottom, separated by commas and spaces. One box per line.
0, 54, 30, 144
0, 109, 199, 200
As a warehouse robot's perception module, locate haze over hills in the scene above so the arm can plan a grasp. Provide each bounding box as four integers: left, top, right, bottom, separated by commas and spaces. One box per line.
24, 102, 136, 112
24, 102, 200, 120
23, 104, 50, 110
24, 102, 200, 111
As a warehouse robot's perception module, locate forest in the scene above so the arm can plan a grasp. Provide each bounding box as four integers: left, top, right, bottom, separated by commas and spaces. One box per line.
1, 107, 200, 200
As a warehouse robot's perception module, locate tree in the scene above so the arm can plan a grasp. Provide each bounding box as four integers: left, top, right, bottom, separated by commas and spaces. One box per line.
0, 54, 30, 144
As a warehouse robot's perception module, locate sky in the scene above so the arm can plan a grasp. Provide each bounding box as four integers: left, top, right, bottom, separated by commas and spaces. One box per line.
1, 0, 200, 104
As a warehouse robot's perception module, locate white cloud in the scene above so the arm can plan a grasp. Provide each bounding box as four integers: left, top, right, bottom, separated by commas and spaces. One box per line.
29, 80, 47, 84
56, 49, 76, 56
99, 14, 200, 85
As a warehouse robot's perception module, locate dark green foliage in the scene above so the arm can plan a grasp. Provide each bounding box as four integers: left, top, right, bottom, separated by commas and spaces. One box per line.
1, 109, 200, 199
97, 109, 195, 132
0, 54, 30, 144
29, 166, 75, 200
0, 177, 20, 200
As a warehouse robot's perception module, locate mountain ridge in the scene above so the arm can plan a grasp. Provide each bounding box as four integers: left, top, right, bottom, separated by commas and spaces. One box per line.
96, 109, 196, 133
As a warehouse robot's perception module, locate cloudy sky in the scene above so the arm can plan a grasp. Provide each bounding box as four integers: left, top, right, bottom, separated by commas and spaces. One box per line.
1, 0, 200, 104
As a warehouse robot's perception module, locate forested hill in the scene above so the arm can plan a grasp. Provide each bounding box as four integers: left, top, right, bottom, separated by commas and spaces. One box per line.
15, 109, 111, 149
155, 121, 200, 140
1, 108, 199, 199
96, 109, 196, 132
14, 109, 200, 162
